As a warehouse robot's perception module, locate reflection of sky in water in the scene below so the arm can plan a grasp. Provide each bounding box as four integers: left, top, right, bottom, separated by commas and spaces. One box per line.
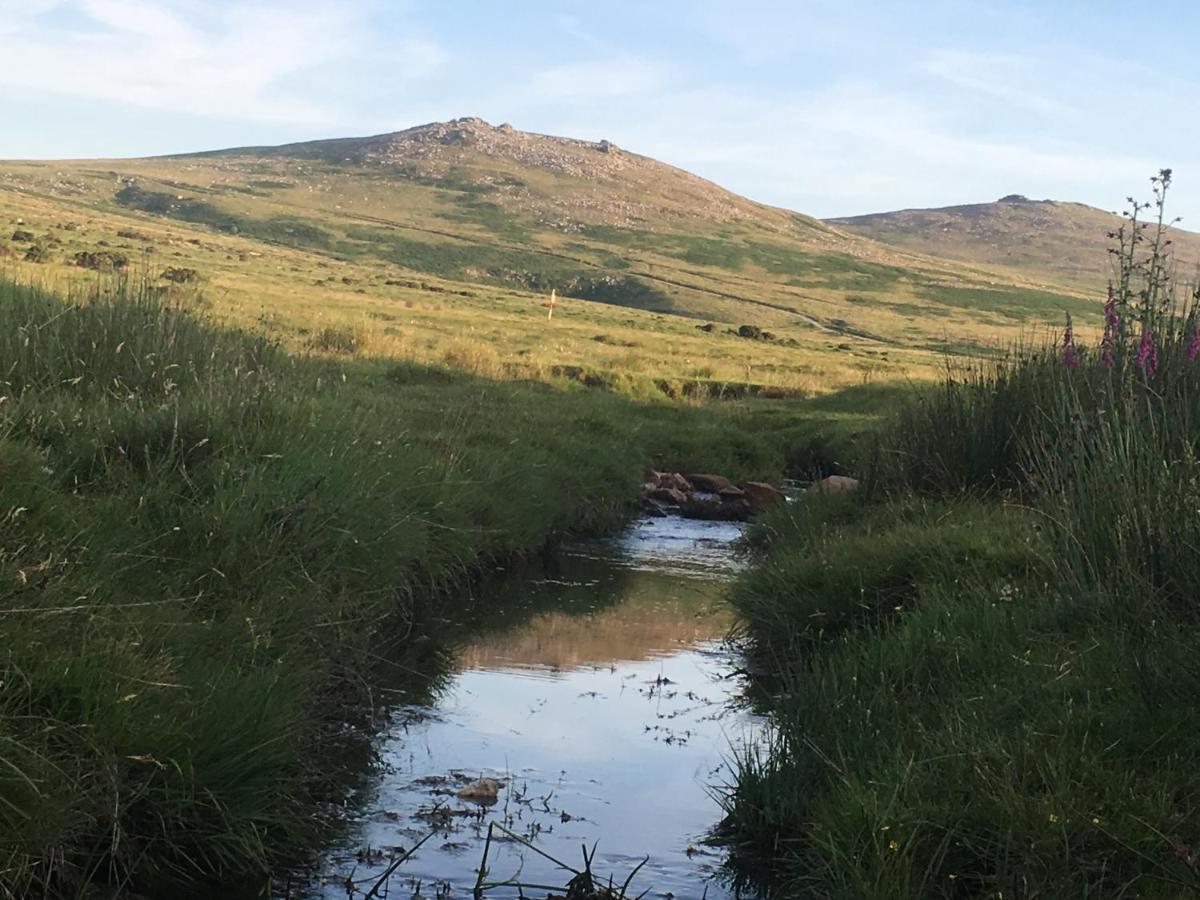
570, 516, 747, 582
310, 516, 761, 899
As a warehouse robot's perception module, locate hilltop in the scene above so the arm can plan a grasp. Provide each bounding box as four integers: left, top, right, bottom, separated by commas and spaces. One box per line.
829, 194, 1200, 293
0, 119, 1109, 395
200, 116, 784, 228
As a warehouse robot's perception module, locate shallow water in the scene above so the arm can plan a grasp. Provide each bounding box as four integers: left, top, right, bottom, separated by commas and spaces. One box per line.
307, 517, 760, 899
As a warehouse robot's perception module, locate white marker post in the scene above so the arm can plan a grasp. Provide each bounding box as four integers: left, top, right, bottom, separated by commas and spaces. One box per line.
547, 288, 556, 321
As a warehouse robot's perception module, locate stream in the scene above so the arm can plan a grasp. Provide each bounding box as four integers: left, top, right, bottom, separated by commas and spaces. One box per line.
304, 515, 762, 899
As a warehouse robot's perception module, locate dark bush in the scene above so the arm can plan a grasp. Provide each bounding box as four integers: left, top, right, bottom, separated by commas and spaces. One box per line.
161, 266, 199, 284
74, 250, 130, 271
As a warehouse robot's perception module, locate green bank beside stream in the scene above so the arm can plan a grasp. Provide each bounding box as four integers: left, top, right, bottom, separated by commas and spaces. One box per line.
0, 276, 886, 898
718, 187, 1200, 899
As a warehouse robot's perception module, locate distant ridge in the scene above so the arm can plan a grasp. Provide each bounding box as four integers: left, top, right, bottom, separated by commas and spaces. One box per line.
828, 197, 1200, 292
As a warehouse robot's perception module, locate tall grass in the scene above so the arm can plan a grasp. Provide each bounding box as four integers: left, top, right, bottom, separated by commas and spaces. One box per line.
874, 169, 1199, 499
0, 276, 802, 898
722, 173, 1200, 897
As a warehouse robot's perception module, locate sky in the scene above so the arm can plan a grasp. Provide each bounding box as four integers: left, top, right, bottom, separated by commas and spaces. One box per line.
2, 0, 1199, 221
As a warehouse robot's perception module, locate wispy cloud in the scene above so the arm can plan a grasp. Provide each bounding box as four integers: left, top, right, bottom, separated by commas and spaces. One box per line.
0, 0, 447, 123
921, 49, 1063, 115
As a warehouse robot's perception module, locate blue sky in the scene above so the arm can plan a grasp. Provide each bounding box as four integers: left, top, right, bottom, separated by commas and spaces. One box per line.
2, 0, 1199, 221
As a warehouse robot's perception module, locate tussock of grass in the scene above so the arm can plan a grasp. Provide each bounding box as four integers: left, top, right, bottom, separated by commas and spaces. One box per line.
723, 493, 1200, 898
732, 496, 1037, 664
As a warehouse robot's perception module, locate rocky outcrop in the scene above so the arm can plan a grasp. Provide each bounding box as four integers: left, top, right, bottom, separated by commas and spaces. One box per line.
685, 473, 734, 493
639, 470, 859, 520
812, 475, 860, 494
680, 495, 751, 522
646, 486, 688, 506
642, 471, 784, 521
739, 481, 787, 512
74, 250, 129, 271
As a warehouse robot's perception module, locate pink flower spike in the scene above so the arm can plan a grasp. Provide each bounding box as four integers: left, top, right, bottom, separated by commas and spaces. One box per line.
1104, 295, 1120, 328
1187, 328, 1200, 361
1137, 327, 1157, 377
1137, 328, 1152, 364
1060, 314, 1079, 367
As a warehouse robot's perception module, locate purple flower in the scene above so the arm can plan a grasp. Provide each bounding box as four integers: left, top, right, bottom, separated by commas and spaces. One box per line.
1188, 328, 1200, 362
1101, 347, 1115, 367
1104, 294, 1120, 329
1137, 327, 1158, 377
1060, 315, 1080, 368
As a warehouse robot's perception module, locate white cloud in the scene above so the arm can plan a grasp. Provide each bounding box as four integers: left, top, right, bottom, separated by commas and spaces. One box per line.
0, 0, 448, 124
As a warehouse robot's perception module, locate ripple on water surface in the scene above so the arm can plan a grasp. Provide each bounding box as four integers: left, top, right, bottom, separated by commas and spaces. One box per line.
307, 516, 761, 899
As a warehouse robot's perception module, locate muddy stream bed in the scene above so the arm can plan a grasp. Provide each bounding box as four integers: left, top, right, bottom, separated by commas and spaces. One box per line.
302, 516, 763, 899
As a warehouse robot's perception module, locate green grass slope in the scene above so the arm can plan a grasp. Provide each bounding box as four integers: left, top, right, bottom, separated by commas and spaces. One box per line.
0, 118, 1101, 389
829, 192, 1200, 294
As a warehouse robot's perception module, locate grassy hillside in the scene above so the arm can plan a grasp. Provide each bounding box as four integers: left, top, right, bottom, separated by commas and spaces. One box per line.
829, 191, 1200, 294
0, 119, 1104, 398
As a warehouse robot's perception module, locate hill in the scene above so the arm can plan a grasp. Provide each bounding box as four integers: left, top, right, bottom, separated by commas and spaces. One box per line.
828, 194, 1200, 293
0, 119, 1107, 395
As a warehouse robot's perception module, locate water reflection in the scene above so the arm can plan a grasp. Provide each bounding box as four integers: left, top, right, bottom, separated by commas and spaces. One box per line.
307, 517, 759, 899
